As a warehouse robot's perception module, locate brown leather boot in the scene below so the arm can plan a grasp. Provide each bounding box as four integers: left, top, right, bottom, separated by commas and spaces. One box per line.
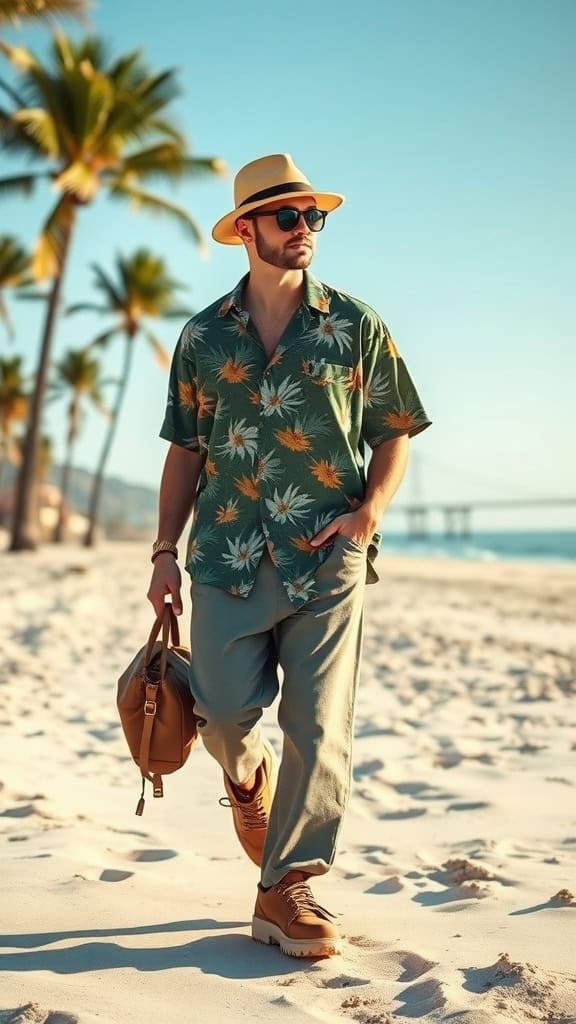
252, 875, 341, 957
220, 739, 276, 866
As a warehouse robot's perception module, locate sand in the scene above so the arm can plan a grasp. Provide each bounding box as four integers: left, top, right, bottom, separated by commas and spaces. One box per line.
1, 538, 575, 1023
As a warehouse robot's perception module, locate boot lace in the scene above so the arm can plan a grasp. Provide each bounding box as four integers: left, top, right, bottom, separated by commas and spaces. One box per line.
219, 793, 268, 829
275, 880, 337, 926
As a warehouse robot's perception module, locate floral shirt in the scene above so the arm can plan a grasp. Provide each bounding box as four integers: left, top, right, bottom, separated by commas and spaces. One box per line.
160, 271, 431, 604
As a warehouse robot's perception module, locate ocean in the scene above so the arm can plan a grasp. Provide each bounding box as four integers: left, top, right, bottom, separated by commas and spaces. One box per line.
379, 530, 576, 564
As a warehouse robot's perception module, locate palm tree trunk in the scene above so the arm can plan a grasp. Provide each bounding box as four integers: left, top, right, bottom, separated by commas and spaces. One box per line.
84, 330, 135, 547
9, 205, 76, 551
54, 402, 76, 543
0, 446, 8, 527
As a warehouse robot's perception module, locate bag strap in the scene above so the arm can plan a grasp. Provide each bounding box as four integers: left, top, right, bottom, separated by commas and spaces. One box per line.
135, 680, 164, 814
144, 603, 180, 669
136, 605, 179, 814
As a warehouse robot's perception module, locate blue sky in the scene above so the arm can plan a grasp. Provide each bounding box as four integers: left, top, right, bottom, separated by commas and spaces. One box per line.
2, 0, 575, 531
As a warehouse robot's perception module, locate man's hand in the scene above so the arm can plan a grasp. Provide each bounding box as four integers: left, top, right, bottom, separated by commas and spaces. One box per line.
147, 554, 183, 618
310, 508, 378, 550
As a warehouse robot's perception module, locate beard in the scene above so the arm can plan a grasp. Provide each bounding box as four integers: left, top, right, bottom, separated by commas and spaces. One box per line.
253, 221, 314, 270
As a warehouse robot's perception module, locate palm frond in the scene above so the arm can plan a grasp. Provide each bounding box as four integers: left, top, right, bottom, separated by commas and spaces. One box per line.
0, 40, 38, 73
90, 263, 124, 308
0, 293, 14, 338
129, 68, 181, 111
14, 289, 49, 300
86, 326, 120, 349
0, 0, 89, 27
65, 301, 109, 316
107, 49, 145, 90
0, 76, 28, 108
31, 195, 76, 280
11, 107, 59, 158
158, 307, 195, 319
0, 172, 46, 197
143, 327, 170, 369
108, 183, 207, 254
0, 235, 31, 286
146, 117, 186, 146
121, 147, 227, 184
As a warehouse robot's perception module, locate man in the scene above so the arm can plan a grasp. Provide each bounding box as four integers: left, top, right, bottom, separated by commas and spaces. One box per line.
148, 153, 431, 957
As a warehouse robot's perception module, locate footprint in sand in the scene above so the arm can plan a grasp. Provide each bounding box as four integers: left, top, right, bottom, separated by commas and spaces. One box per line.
345, 937, 436, 982
447, 801, 491, 812
366, 877, 404, 895
98, 868, 134, 882
434, 858, 514, 888
395, 977, 446, 1016
0, 1004, 79, 1024
461, 952, 576, 1020
125, 848, 178, 863
353, 758, 386, 780
413, 857, 514, 907
0, 801, 50, 820
395, 781, 458, 802
380, 808, 427, 821
314, 973, 369, 989
87, 724, 122, 742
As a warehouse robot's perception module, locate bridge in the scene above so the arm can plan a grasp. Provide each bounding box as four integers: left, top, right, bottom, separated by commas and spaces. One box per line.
383, 454, 576, 537
386, 498, 576, 538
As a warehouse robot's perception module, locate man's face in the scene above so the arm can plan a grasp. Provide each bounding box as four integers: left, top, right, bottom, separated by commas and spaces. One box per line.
242, 197, 319, 270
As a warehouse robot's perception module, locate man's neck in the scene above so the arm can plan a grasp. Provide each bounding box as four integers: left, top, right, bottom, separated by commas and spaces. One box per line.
243, 265, 305, 320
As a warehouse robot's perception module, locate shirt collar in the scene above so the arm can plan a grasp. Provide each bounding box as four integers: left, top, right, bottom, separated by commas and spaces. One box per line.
217, 270, 331, 320
304, 271, 331, 314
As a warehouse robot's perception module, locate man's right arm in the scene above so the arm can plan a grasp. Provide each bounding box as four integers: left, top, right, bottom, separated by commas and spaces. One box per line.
147, 443, 203, 617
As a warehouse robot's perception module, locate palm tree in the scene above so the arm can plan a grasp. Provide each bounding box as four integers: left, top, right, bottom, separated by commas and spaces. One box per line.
68, 248, 193, 546
0, 353, 27, 523
51, 347, 106, 542
0, 235, 31, 339
0, 0, 88, 27
0, 33, 226, 550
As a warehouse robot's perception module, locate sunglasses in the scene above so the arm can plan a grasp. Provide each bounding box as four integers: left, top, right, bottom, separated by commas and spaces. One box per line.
245, 207, 327, 233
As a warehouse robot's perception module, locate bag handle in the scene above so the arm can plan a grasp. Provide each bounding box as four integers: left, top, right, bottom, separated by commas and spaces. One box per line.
144, 603, 180, 669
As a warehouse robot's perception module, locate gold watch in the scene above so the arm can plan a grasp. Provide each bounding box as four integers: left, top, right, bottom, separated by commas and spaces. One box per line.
151, 539, 178, 563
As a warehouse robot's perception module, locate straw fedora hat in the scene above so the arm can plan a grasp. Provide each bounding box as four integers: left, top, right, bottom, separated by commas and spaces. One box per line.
212, 153, 344, 245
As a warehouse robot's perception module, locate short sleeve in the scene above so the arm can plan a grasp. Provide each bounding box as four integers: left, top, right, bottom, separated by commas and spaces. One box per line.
159, 321, 202, 452
361, 313, 432, 448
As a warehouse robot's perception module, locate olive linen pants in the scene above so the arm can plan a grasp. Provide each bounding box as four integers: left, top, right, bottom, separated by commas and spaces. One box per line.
188, 536, 366, 889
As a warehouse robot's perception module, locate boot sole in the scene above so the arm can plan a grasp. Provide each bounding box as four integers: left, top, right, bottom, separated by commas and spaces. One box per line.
252, 914, 342, 957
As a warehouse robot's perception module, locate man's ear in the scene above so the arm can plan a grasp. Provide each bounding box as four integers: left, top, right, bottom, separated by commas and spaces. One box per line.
235, 216, 253, 244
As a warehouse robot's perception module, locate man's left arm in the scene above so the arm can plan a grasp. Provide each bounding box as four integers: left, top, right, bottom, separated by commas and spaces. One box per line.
310, 435, 409, 548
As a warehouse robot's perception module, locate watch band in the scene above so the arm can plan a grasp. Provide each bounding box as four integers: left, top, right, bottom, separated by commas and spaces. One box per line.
151, 539, 178, 563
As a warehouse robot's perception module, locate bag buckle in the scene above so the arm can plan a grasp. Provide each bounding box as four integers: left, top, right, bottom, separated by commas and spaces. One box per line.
144, 699, 157, 716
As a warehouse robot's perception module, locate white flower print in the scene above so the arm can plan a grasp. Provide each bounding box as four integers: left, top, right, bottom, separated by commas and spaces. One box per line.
363, 369, 390, 407
222, 529, 265, 572
260, 376, 304, 418
217, 418, 259, 461
256, 450, 284, 484
265, 483, 314, 525
285, 573, 316, 603
181, 318, 208, 353
306, 314, 353, 354
228, 581, 253, 597
186, 525, 216, 564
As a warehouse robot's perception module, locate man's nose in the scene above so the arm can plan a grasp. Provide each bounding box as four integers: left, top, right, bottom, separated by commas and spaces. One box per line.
291, 213, 311, 233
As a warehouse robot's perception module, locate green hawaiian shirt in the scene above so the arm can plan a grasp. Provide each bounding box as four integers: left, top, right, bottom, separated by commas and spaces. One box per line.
160, 270, 431, 604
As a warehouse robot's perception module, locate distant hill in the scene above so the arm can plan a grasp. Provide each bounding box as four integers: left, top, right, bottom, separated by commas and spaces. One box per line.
47, 465, 159, 536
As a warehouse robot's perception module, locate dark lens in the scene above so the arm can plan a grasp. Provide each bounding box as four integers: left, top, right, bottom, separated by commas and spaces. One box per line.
276, 208, 300, 231
303, 209, 326, 232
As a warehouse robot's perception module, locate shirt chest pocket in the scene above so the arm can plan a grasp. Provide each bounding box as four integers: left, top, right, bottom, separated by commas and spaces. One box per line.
302, 360, 353, 386
301, 359, 356, 424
